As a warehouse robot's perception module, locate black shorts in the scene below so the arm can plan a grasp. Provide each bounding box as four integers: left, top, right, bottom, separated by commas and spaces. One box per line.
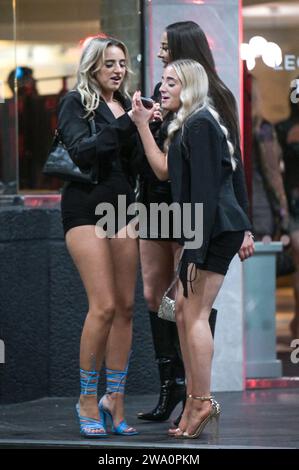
180, 230, 245, 297
61, 173, 135, 237
138, 179, 177, 241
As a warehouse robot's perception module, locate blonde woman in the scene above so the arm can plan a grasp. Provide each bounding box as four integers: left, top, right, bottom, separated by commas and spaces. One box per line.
58, 36, 138, 437
132, 59, 254, 438
137, 21, 248, 427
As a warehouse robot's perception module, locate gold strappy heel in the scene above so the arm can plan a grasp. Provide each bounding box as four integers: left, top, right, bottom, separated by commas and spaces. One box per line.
168, 394, 193, 436
181, 395, 220, 439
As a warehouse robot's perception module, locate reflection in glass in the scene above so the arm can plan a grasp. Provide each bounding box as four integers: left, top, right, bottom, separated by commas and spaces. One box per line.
0, 0, 18, 194
0, 0, 141, 192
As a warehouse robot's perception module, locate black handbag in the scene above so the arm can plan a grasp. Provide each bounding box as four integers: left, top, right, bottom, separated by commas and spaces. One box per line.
43, 119, 98, 184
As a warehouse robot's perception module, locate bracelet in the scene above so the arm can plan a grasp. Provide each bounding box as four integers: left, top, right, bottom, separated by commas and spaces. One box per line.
246, 232, 255, 240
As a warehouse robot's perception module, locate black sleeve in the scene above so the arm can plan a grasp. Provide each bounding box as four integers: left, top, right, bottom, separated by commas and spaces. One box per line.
119, 132, 143, 188
58, 92, 136, 170
232, 144, 250, 216
135, 118, 166, 181
186, 118, 222, 261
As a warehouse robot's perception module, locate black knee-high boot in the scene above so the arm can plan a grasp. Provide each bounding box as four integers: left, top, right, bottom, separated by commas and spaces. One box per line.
137, 312, 186, 421
209, 308, 217, 338
138, 309, 218, 422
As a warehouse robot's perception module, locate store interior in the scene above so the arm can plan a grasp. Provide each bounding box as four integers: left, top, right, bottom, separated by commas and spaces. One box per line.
243, 0, 299, 376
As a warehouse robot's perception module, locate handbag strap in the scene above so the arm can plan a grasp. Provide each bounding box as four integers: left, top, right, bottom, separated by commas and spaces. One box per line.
89, 118, 96, 136
56, 117, 96, 143
164, 247, 185, 296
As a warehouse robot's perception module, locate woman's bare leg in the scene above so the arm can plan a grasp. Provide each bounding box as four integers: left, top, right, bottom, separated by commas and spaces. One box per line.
65, 225, 116, 420
103, 224, 139, 427
139, 240, 185, 421
168, 280, 192, 434
175, 268, 224, 436
140, 239, 178, 311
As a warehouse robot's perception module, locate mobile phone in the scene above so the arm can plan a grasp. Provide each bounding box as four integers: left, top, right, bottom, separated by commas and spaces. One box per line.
140, 96, 154, 109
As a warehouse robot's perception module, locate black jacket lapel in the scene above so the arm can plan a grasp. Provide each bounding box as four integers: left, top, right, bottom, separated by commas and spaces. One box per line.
96, 100, 116, 124
95, 92, 131, 123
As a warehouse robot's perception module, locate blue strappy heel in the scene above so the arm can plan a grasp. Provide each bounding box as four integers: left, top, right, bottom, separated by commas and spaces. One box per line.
99, 365, 138, 436
76, 368, 107, 438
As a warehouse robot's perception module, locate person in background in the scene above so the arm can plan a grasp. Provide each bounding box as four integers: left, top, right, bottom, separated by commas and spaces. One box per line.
137, 20, 249, 427
251, 76, 289, 240
7, 67, 39, 189
276, 78, 299, 339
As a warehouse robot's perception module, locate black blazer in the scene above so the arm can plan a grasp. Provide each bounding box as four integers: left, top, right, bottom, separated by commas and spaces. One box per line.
152, 82, 250, 216
57, 90, 137, 185
168, 108, 251, 264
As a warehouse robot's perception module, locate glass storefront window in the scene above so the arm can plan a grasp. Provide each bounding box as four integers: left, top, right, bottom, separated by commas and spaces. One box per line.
242, 0, 299, 241
0, 0, 18, 195
0, 0, 142, 194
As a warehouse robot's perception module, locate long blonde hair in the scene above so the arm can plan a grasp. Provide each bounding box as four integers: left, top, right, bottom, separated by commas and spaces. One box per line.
166, 59, 236, 170
76, 36, 132, 116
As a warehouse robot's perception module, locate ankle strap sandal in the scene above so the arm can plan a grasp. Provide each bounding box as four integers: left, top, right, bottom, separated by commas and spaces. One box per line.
77, 368, 107, 438
99, 359, 138, 436
187, 394, 214, 401
106, 366, 128, 394
187, 394, 221, 415
177, 395, 221, 439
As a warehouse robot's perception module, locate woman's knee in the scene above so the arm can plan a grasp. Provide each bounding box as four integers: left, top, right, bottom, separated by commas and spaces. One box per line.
115, 300, 135, 322
88, 303, 116, 325
143, 286, 162, 312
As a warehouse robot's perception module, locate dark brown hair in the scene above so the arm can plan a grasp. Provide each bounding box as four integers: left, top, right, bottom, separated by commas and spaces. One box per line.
166, 21, 239, 146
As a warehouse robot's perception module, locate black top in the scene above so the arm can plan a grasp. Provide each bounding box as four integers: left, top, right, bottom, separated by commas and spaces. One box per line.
168, 108, 251, 264
57, 90, 137, 187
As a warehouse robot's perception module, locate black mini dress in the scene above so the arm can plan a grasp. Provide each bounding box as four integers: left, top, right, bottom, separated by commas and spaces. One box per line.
58, 90, 137, 237
61, 160, 135, 236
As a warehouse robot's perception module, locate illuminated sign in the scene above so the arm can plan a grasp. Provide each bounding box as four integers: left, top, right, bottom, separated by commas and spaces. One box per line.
275, 55, 299, 71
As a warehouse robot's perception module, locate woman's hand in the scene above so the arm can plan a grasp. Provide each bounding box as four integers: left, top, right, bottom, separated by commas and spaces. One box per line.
152, 106, 163, 122
131, 91, 156, 128
129, 91, 168, 180
238, 231, 255, 261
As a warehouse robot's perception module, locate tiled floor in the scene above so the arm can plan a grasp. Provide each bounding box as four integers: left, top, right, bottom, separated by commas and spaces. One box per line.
0, 281, 297, 450
0, 390, 298, 449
